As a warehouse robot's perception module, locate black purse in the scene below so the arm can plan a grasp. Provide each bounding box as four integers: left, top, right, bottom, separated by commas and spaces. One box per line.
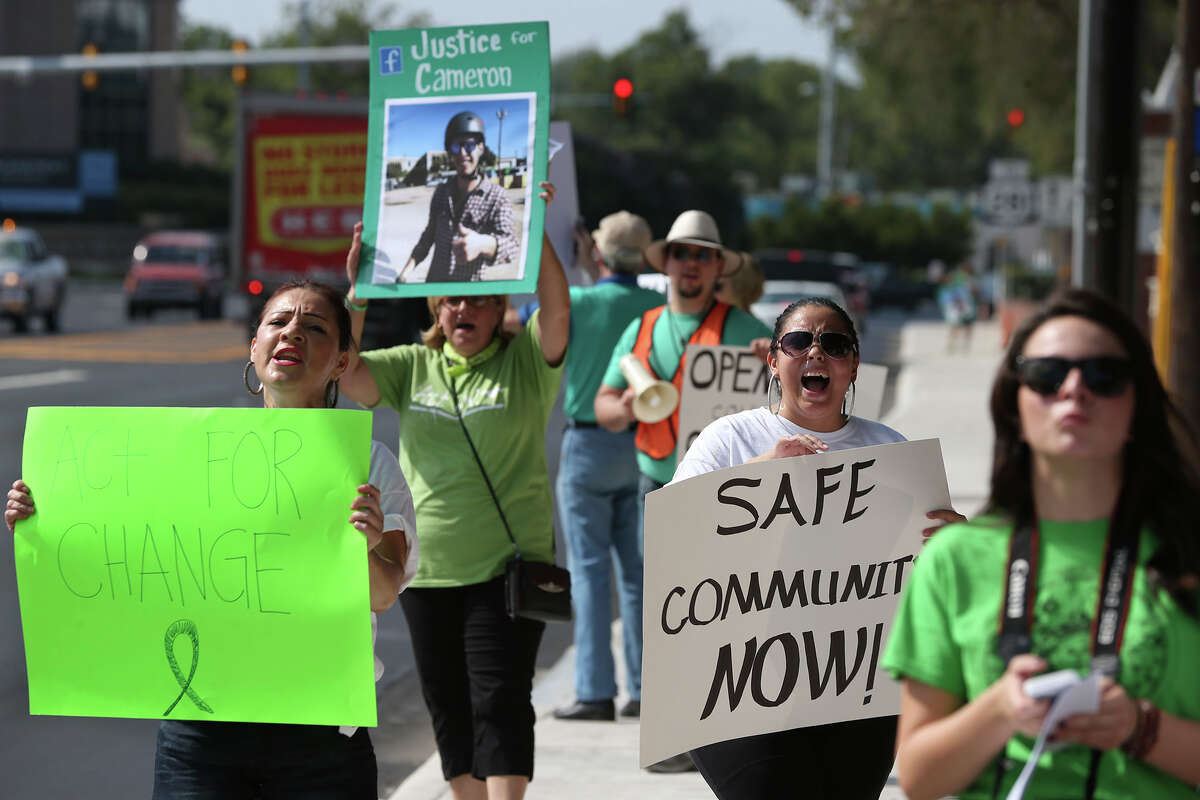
447, 373, 572, 623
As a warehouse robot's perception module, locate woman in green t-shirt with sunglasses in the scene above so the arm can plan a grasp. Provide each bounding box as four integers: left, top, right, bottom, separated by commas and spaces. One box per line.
884, 288, 1200, 799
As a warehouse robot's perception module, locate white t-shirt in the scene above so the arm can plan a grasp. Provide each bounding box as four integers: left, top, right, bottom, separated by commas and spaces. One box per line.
672, 406, 906, 484
341, 441, 418, 737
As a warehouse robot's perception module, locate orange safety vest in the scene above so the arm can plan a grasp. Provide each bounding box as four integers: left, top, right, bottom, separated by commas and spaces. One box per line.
632, 302, 731, 459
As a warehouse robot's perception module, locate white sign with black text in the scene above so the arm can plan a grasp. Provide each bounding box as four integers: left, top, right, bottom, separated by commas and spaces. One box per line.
675, 344, 888, 464
640, 438, 951, 766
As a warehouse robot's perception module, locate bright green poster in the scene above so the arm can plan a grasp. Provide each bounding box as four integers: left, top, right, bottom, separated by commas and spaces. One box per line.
356, 22, 551, 298
14, 407, 378, 727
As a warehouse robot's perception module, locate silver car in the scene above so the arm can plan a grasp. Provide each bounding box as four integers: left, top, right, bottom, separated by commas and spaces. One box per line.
0, 227, 68, 333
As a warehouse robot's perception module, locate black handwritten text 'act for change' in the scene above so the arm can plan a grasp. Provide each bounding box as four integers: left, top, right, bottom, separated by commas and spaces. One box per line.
45, 426, 313, 614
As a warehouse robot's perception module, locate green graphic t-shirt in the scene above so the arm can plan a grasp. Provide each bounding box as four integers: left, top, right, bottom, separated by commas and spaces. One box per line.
360, 311, 562, 587
883, 515, 1200, 799
602, 304, 770, 484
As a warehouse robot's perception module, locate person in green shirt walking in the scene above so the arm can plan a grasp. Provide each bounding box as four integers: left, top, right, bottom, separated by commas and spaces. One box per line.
340, 183, 569, 800
884, 288, 1200, 800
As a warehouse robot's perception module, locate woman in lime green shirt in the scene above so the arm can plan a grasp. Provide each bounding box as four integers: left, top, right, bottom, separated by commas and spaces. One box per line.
884, 288, 1200, 799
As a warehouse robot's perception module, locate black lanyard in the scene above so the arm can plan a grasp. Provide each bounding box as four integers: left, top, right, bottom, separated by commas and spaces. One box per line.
991, 511, 1142, 800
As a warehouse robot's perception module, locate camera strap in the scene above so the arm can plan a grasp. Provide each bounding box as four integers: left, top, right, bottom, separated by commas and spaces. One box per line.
991, 504, 1142, 800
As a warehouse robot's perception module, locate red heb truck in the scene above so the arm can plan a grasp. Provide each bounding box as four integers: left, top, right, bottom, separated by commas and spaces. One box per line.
232, 94, 427, 346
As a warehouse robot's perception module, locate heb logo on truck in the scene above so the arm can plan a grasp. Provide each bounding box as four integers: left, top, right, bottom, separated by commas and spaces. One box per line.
270, 206, 360, 240
379, 46, 403, 75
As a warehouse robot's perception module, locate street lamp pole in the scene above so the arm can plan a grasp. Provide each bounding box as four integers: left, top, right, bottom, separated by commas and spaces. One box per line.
495, 108, 507, 171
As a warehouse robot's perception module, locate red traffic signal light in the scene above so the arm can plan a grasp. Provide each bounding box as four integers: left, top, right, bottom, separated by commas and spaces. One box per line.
612, 78, 634, 115
1006, 108, 1025, 128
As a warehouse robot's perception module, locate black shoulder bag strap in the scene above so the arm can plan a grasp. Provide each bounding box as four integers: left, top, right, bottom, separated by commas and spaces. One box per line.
991, 503, 1142, 800
445, 370, 522, 561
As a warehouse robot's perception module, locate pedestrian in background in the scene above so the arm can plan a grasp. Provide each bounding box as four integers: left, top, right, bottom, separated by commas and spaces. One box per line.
6, 280, 419, 799
594, 209, 771, 773
885, 288, 1200, 799
340, 183, 568, 800
714, 251, 764, 312
531, 211, 666, 722
672, 296, 963, 799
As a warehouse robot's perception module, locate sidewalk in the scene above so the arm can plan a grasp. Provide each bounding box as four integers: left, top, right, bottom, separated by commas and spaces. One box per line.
389, 318, 1003, 800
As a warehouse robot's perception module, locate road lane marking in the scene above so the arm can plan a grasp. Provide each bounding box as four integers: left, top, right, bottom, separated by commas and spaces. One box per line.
0, 321, 248, 364
0, 368, 88, 391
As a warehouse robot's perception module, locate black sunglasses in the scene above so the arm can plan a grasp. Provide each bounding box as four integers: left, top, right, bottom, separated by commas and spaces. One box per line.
668, 244, 718, 264
1014, 356, 1133, 397
777, 330, 855, 359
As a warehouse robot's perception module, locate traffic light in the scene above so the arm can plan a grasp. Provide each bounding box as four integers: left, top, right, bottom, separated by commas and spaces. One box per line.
612, 78, 634, 115
231, 39, 249, 85
1006, 108, 1025, 129
81, 42, 99, 90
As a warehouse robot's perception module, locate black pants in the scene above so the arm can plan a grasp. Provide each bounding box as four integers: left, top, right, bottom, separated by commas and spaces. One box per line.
689, 716, 897, 800
152, 720, 376, 799
400, 576, 546, 781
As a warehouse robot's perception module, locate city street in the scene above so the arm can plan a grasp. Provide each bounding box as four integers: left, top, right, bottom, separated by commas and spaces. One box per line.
0, 281, 913, 798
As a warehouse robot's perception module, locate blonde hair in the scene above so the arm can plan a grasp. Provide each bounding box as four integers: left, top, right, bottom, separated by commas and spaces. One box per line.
718, 255, 765, 311
421, 294, 511, 348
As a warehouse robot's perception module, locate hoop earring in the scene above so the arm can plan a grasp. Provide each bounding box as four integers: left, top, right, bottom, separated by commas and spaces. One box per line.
768, 373, 782, 415
325, 379, 339, 409
842, 382, 856, 418
243, 361, 263, 396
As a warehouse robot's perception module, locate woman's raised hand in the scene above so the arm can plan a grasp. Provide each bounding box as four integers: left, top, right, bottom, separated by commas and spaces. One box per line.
763, 433, 829, 461
5, 479, 34, 533
345, 221, 363, 288
350, 483, 385, 550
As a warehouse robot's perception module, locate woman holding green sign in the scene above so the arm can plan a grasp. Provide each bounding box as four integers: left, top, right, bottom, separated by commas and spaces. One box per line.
670, 295, 964, 797
6, 279, 419, 799
340, 182, 568, 800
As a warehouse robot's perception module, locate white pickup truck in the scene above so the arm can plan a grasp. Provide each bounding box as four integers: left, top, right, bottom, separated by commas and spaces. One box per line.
0, 227, 68, 332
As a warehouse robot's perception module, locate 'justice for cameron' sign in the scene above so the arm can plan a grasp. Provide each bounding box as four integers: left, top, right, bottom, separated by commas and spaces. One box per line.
640, 438, 950, 766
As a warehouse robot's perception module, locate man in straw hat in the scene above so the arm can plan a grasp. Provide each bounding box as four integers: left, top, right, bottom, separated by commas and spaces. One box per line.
509, 212, 666, 723
594, 209, 770, 770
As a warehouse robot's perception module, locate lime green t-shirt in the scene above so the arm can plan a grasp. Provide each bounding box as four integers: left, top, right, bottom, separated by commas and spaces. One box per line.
882, 515, 1200, 800
601, 304, 771, 484
360, 312, 562, 588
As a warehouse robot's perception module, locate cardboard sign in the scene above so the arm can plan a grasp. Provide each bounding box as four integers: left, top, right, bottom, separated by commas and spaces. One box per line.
14, 407, 377, 726
641, 439, 950, 766
675, 344, 888, 463
357, 23, 550, 297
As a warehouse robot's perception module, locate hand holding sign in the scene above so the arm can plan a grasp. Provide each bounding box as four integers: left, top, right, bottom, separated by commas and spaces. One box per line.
5, 478, 33, 532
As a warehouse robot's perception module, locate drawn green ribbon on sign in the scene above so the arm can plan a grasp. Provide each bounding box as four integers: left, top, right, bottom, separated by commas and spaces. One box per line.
163, 619, 214, 716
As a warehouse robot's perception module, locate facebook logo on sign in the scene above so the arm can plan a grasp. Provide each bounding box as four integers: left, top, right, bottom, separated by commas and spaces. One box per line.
379, 46, 403, 75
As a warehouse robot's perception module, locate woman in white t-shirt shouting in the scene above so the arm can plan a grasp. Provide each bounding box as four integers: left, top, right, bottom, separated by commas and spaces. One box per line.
672, 296, 963, 800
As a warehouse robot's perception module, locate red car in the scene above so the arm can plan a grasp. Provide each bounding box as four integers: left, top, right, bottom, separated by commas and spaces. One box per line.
123, 231, 227, 319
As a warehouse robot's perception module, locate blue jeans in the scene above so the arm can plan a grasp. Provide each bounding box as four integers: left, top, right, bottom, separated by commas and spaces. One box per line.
152, 720, 376, 799
556, 425, 644, 702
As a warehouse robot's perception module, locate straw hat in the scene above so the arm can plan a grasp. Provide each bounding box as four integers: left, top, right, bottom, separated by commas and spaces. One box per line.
644, 210, 743, 275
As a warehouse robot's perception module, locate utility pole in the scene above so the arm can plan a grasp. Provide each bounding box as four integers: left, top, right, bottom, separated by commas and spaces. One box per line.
1167, 0, 1200, 432
298, 0, 312, 92
816, 7, 837, 199
1071, 0, 1143, 313
496, 108, 507, 167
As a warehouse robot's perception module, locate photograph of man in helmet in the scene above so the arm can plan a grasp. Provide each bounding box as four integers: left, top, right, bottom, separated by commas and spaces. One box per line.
393, 107, 522, 284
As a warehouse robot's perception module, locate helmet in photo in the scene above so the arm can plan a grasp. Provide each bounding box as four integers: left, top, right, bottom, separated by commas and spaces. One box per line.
444, 112, 486, 151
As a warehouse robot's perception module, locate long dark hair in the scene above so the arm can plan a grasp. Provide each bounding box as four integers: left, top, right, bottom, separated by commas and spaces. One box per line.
254, 280, 354, 407
987, 288, 1200, 614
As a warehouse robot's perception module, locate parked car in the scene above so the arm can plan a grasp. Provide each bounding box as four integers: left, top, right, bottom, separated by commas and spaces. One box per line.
123, 231, 227, 319
0, 227, 68, 333
755, 248, 871, 324
750, 279, 854, 331
860, 261, 934, 310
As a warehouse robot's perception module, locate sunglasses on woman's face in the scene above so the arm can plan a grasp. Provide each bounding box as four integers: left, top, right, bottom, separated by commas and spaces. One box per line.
1014, 356, 1133, 397
777, 330, 855, 359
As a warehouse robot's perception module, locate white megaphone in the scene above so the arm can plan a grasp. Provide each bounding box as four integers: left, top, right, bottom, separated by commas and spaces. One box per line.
619, 354, 679, 424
